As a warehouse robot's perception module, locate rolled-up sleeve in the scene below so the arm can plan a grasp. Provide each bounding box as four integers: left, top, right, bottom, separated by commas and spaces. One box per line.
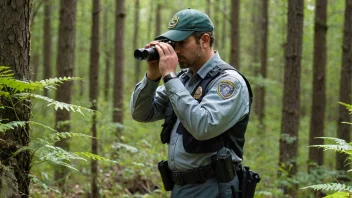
164, 70, 249, 140
130, 74, 168, 122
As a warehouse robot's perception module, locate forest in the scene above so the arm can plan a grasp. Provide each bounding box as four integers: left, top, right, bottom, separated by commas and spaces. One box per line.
0, 0, 351, 197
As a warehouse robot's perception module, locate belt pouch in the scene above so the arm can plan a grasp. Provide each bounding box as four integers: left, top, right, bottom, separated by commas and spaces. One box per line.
211, 151, 235, 183
158, 160, 174, 191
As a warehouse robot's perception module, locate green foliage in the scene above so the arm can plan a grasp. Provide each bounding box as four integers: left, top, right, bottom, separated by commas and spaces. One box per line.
302, 183, 352, 192
30, 174, 62, 195
0, 121, 26, 133
302, 103, 352, 197
0, 66, 115, 195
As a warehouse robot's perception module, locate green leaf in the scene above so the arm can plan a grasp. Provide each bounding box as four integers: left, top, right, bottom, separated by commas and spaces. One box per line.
29, 174, 61, 195
17, 93, 94, 115
0, 121, 26, 133
75, 152, 118, 163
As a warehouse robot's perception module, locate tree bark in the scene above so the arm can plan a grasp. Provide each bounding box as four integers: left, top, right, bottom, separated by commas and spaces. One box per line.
336, 0, 352, 172
133, 0, 141, 83
221, 0, 227, 62
230, 0, 240, 70
308, 0, 327, 169
89, 0, 100, 197
255, 0, 268, 127
278, 0, 304, 196
252, 0, 261, 120
43, 0, 52, 97
54, 0, 77, 190
103, 3, 110, 101
0, 1, 33, 197
113, 0, 125, 138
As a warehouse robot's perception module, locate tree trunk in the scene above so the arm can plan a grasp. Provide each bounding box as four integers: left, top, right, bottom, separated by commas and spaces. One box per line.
0, 1, 33, 197
308, 0, 327, 169
213, 3, 219, 50
103, 4, 110, 101
155, 3, 161, 37
133, 0, 141, 83
252, 0, 261, 120
89, 0, 100, 197
278, 0, 304, 196
255, 0, 268, 128
230, 0, 240, 70
54, 0, 77, 191
336, 0, 352, 172
113, 0, 125, 138
221, 0, 227, 62
43, 0, 52, 97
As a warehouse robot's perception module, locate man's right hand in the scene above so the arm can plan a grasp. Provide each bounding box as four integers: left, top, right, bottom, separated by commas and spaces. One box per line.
145, 41, 162, 81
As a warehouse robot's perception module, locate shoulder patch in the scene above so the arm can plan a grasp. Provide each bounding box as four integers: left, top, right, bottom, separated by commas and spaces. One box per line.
217, 80, 236, 99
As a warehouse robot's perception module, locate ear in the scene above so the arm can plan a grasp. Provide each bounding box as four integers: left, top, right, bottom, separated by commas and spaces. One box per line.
200, 33, 210, 48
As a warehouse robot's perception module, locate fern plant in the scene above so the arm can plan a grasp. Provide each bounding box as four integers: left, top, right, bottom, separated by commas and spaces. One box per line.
302, 103, 352, 198
0, 66, 116, 195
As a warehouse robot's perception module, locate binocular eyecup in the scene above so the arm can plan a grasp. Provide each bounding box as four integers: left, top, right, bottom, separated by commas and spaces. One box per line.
134, 40, 175, 61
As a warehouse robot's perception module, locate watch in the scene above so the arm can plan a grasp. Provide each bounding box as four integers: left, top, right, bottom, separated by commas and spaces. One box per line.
163, 72, 177, 83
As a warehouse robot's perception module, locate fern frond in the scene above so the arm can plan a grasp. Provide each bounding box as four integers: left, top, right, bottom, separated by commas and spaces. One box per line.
38, 77, 82, 88
75, 152, 118, 163
33, 145, 87, 171
339, 102, 352, 114
0, 78, 42, 93
0, 90, 10, 97
16, 93, 94, 115
302, 183, 352, 192
29, 174, 61, 195
0, 66, 14, 78
310, 144, 352, 154
0, 121, 26, 133
45, 132, 93, 144
315, 137, 350, 147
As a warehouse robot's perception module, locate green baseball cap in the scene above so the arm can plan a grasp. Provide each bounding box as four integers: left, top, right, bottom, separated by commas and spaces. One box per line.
155, 8, 214, 42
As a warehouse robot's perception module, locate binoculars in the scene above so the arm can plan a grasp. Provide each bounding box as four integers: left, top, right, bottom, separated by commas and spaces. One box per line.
134, 39, 175, 61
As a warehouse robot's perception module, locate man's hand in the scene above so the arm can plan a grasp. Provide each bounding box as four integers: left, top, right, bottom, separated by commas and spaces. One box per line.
145, 41, 161, 81
154, 42, 178, 78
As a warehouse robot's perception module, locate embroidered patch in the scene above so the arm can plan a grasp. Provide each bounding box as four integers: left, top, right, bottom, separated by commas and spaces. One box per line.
193, 86, 203, 99
168, 16, 179, 29
217, 80, 236, 99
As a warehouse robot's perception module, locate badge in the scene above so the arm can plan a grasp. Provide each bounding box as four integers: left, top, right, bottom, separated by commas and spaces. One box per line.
168, 16, 179, 29
193, 86, 203, 99
217, 80, 236, 99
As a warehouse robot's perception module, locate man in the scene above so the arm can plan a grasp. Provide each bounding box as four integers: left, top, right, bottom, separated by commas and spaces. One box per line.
130, 8, 252, 198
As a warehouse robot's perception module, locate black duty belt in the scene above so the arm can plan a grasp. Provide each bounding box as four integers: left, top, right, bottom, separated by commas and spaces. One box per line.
171, 164, 216, 185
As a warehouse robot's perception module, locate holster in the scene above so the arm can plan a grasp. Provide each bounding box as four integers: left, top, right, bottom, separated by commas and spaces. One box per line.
237, 165, 261, 198
157, 160, 174, 191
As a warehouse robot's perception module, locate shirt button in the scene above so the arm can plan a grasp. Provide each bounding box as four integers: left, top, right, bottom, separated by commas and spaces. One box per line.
171, 158, 174, 161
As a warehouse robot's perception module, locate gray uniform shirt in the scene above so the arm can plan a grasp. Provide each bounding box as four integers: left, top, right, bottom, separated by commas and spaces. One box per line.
130, 52, 249, 172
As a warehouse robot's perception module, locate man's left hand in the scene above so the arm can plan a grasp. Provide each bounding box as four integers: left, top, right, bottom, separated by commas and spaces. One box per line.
154, 42, 178, 78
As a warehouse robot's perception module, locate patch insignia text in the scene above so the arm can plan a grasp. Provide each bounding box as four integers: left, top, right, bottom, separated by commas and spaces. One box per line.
168, 16, 179, 29
217, 80, 236, 99
193, 86, 203, 99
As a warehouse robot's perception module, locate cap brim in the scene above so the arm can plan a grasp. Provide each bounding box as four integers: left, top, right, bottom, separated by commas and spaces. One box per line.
155, 30, 194, 41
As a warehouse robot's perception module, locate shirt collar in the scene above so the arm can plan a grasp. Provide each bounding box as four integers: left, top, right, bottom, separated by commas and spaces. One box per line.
196, 51, 227, 79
